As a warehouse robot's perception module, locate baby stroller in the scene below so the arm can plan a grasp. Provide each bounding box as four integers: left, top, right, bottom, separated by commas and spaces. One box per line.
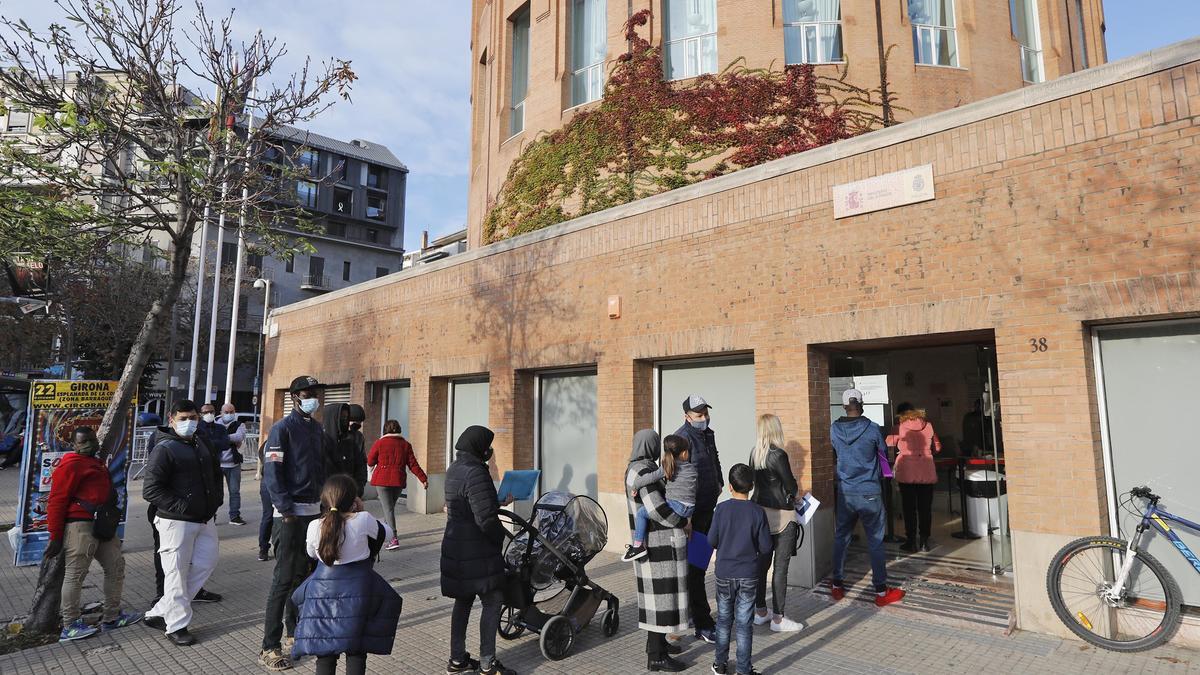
497, 491, 619, 661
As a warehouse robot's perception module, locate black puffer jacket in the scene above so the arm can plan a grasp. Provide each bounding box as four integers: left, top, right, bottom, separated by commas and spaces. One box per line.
322, 403, 367, 495
143, 427, 224, 523
751, 445, 798, 510
440, 425, 507, 599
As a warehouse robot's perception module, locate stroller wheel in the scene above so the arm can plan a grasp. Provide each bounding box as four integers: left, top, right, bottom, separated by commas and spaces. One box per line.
602, 608, 619, 637
540, 615, 575, 661
498, 605, 525, 640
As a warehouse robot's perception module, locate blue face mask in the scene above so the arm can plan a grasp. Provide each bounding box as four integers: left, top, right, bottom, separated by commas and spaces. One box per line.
688, 418, 709, 431
298, 397, 320, 415
175, 419, 198, 438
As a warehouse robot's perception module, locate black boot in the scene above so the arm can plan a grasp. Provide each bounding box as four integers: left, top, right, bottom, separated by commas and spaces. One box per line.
899, 538, 919, 553
648, 655, 687, 672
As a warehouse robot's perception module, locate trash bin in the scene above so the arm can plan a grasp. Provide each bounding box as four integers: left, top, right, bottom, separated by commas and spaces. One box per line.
962, 469, 1007, 537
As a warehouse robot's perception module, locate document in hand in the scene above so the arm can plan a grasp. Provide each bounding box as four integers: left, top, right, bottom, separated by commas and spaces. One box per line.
496, 469, 540, 502
794, 492, 820, 525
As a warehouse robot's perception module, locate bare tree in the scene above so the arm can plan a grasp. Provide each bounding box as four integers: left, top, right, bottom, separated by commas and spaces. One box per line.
0, 0, 355, 634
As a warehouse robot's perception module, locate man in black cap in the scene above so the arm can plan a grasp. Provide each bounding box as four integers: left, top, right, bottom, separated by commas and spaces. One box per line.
673, 394, 723, 643
258, 375, 330, 671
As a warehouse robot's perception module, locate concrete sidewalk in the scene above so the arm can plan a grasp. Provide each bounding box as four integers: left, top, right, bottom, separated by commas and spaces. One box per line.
0, 467, 1197, 674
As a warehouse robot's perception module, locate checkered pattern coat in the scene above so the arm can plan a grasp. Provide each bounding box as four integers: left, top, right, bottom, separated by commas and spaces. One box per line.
626, 459, 690, 634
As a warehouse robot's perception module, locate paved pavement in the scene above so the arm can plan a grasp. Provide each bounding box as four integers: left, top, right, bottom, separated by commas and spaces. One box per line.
0, 467, 1197, 674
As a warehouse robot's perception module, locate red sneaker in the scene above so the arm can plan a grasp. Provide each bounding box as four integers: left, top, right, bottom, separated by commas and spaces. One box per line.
874, 588, 905, 607
829, 584, 845, 601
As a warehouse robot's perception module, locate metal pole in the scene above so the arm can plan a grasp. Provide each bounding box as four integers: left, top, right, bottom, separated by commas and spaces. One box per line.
204, 58, 238, 405
257, 279, 271, 436
223, 78, 256, 405
188, 81, 223, 401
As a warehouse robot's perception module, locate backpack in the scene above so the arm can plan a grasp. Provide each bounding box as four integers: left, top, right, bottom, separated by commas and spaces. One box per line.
75, 485, 121, 542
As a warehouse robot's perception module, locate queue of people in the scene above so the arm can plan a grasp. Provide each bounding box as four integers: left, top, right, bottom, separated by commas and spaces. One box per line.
34, 379, 928, 674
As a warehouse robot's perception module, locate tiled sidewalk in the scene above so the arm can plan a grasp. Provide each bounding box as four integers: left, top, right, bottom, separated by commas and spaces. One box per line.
0, 467, 1197, 674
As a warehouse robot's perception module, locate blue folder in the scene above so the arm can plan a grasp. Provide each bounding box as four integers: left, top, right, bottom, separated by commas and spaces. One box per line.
687, 530, 713, 570
496, 470, 540, 502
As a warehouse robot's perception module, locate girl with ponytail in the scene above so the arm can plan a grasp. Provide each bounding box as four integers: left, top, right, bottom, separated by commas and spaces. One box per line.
291, 474, 402, 674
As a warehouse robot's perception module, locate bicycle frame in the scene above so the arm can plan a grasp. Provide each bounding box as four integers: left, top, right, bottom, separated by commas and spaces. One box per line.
1111, 503, 1200, 599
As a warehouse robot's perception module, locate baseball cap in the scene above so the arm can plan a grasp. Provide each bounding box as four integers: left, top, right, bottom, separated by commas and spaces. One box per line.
288, 375, 327, 393
682, 394, 713, 413
842, 388, 864, 406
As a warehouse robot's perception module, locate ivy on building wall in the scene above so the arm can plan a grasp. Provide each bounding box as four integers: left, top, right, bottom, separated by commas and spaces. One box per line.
484, 10, 902, 244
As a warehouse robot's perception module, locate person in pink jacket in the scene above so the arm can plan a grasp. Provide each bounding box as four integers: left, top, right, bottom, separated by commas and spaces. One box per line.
887, 403, 942, 553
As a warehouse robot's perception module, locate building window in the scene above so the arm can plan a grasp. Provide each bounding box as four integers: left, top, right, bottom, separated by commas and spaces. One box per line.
221, 242, 238, 268
909, 0, 958, 67
308, 255, 324, 280
332, 187, 353, 216
570, 0, 607, 106
375, 266, 388, 278
366, 228, 379, 243
367, 164, 387, 190
366, 192, 386, 221
509, 4, 531, 137
285, 255, 294, 274
296, 180, 318, 208
326, 222, 346, 237
5, 108, 29, 133
247, 249, 264, 271
332, 155, 347, 183
663, 0, 718, 81
1010, 0, 1043, 82
298, 148, 320, 176
342, 260, 351, 282
1075, 0, 1089, 69
783, 0, 843, 65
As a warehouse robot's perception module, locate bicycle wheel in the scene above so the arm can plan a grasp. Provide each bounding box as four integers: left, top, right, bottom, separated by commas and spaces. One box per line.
1046, 536, 1182, 652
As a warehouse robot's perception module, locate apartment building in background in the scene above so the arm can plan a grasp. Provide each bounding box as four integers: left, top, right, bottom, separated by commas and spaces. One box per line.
467, 0, 1107, 246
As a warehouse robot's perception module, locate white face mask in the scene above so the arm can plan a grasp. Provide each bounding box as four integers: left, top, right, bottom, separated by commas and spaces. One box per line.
202, 413, 216, 424
221, 413, 236, 424
298, 397, 320, 415
175, 419, 198, 438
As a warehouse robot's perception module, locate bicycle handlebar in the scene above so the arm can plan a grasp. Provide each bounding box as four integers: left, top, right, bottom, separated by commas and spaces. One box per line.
1130, 486, 1161, 502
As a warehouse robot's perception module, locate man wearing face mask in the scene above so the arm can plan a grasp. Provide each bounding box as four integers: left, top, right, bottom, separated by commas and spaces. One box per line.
143, 399, 225, 646
216, 403, 247, 526
320, 403, 368, 497
673, 394, 723, 644
46, 427, 142, 642
259, 376, 330, 672
197, 405, 234, 525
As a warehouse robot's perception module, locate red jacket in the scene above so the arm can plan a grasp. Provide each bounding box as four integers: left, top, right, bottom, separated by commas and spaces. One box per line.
367, 435, 427, 488
46, 452, 112, 541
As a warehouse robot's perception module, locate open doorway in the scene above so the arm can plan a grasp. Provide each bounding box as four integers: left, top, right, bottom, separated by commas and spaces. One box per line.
823, 332, 1010, 575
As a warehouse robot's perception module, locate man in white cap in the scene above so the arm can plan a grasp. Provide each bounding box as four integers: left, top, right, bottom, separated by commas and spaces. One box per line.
828, 388, 905, 607
673, 394, 722, 643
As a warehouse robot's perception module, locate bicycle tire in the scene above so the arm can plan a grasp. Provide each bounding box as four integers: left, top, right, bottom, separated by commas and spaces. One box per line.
1046, 536, 1182, 652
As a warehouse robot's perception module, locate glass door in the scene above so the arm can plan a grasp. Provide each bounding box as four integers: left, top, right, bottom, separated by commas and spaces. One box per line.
977, 345, 1011, 574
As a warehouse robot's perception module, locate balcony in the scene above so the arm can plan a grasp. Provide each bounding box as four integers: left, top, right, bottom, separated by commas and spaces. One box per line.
300, 274, 331, 291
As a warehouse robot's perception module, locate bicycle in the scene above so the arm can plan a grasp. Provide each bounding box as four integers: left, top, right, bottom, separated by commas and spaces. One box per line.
1046, 486, 1198, 652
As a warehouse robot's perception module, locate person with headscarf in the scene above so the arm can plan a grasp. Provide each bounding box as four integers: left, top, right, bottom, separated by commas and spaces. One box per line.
441, 425, 516, 675
46, 426, 142, 641
626, 429, 690, 672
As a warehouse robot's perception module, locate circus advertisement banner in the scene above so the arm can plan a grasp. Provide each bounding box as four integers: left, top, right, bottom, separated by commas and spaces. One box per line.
10, 380, 134, 566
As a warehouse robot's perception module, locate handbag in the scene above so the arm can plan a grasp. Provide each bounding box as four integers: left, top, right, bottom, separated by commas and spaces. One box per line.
75, 487, 121, 542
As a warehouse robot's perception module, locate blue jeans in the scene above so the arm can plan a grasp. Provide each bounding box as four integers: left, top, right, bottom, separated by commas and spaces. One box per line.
258, 480, 273, 550
633, 500, 694, 544
222, 466, 241, 519
831, 490, 888, 592
715, 577, 756, 674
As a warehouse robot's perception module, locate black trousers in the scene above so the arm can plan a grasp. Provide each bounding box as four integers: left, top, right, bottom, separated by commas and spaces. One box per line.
646, 631, 669, 659
899, 483, 935, 542
687, 504, 715, 631
315, 653, 366, 675
262, 514, 318, 651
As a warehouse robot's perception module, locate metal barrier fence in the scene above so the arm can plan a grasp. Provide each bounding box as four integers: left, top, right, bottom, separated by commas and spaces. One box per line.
129, 429, 260, 479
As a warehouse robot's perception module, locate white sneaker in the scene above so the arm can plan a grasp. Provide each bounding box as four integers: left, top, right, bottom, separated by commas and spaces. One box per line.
753, 610, 773, 626
770, 616, 805, 633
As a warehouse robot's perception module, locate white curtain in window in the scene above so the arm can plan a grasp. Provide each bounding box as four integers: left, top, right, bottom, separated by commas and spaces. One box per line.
783, 0, 842, 64
664, 0, 718, 79
571, 0, 607, 105
909, 0, 954, 27
910, 0, 957, 66
510, 7, 530, 135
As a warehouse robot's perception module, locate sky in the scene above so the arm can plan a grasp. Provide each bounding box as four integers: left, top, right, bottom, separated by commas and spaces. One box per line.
0, 1, 1196, 252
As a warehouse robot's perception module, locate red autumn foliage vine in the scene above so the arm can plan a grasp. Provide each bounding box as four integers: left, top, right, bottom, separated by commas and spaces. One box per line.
484, 9, 902, 244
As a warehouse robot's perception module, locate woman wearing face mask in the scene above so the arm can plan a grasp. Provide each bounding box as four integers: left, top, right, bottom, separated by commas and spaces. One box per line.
47, 427, 142, 641
441, 425, 516, 675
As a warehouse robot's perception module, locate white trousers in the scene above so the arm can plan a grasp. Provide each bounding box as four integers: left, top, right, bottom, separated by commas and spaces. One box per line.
146, 517, 219, 633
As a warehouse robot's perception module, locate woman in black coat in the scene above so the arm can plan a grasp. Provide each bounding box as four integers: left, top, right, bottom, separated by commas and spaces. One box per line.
440, 425, 515, 675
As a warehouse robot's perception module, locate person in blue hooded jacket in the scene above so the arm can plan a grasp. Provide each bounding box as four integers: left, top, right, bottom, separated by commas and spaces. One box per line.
828, 388, 905, 608
290, 474, 401, 675
259, 375, 332, 672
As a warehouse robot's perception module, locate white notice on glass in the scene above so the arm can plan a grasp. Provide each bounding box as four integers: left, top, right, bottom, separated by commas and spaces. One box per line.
795, 492, 820, 525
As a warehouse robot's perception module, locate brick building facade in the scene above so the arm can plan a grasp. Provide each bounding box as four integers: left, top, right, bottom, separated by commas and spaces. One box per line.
263, 40, 1200, 642
467, 0, 1107, 247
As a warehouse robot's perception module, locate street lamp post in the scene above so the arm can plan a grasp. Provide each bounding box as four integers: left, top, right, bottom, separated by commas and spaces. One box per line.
253, 277, 271, 436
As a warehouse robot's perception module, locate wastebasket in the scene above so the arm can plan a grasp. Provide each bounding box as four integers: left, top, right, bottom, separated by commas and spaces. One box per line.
962, 469, 1007, 537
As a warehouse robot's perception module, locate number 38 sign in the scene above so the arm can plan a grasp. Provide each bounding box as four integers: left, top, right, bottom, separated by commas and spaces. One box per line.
11, 380, 135, 566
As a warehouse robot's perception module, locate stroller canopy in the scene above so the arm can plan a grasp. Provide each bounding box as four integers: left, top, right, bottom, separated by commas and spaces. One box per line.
505, 491, 608, 590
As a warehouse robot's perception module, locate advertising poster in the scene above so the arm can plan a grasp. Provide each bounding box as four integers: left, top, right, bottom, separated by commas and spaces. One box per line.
11, 380, 134, 566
